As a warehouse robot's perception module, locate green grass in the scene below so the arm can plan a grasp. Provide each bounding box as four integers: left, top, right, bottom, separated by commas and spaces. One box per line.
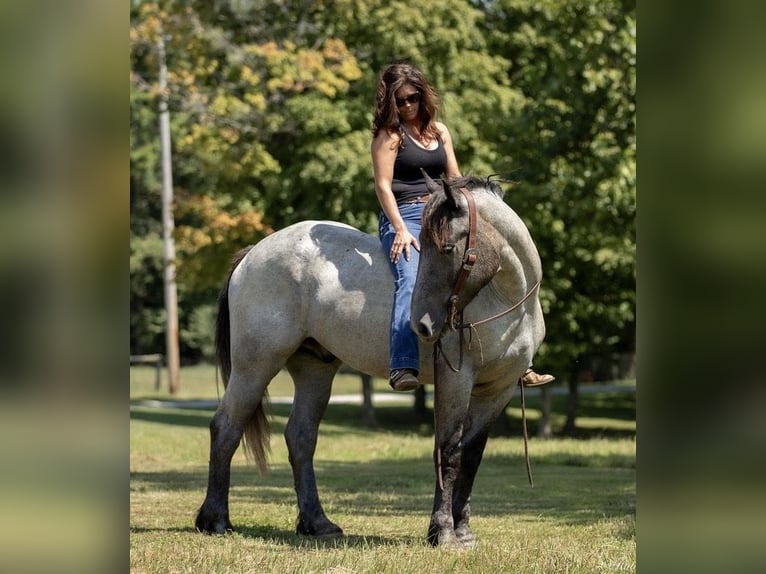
130, 366, 635, 573
130, 363, 393, 401
130, 363, 635, 437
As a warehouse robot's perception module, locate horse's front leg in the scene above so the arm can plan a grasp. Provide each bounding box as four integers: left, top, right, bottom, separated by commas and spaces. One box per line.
285, 355, 343, 537
451, 383, 517, 547
427, 366, 473, 548
428, 424, 465, 548
450, 429, 489, 548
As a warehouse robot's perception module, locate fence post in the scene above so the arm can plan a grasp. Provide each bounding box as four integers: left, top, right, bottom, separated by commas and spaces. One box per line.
360, 372, 377, 426
130, 354, 165, 391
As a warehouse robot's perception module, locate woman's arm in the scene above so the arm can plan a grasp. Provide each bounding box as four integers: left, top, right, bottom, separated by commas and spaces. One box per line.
436, 122, 462, 179
371, 131, 419, 263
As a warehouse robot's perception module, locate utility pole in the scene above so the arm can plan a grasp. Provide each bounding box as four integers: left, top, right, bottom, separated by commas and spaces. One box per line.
158, 30, 180, 394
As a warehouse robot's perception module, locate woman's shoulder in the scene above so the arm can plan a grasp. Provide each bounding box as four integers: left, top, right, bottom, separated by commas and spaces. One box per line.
434, 121, 453, 144
372, 128, 403, 151
434, 121, 451, 136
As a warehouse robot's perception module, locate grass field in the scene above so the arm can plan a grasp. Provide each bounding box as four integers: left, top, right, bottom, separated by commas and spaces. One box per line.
130, 365, 635, 573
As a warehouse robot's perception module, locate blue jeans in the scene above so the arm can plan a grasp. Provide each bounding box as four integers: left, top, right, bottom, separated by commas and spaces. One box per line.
379, 203, 425, 373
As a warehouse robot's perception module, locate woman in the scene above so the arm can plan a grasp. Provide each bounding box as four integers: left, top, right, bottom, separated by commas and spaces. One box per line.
371, 62, 553, 391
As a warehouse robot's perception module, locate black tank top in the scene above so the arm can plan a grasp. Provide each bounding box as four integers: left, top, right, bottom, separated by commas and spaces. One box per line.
392, 132, 448, 204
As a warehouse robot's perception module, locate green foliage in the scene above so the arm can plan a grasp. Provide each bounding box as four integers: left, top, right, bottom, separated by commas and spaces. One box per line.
179, 303, 218, 361
130, 0, 635, 381
129, 232, 165, 353
479, 0, 636, 376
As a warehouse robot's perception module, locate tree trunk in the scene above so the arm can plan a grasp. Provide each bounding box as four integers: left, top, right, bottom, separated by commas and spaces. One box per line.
360, 373, 377, 426
563, 371, 579, 434
414, 385, 428, 420
537, 385, 553, 438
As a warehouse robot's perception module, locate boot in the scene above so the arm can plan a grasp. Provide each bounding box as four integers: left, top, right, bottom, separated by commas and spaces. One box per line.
520, 368, 555, 387
389, 368, 419, 391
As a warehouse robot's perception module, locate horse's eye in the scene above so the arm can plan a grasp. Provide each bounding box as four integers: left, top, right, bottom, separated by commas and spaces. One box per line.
441, 243, 456, 254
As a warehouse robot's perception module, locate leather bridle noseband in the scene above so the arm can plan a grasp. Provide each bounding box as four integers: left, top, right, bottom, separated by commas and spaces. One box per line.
432, 186, 542, 489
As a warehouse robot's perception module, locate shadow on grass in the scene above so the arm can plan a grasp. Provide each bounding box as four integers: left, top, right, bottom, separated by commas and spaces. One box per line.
130, 389, 635, 440
130, 408, 214, 429
236, 525, 411, 547
132, 452, 634, 531
131, 465, 295, 495
130, 524, 414, 547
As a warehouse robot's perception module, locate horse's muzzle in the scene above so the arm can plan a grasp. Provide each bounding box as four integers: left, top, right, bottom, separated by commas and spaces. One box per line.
414, 312, 441, 343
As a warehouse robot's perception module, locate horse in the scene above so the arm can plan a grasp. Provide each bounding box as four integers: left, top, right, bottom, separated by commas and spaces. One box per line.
195, 175, 546, 549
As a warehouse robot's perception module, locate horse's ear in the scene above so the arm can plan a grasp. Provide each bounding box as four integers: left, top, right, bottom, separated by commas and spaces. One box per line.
487, 175, 507, 199
442, 178, 460, 210
421, 169, 442, 194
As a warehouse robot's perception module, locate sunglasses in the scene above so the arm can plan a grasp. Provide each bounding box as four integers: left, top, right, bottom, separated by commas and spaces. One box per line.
395, 92, 421, 107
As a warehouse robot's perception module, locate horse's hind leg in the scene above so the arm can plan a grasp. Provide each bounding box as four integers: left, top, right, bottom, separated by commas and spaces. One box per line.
195, 404, 241, 534
284, 348, 343, 537
195, 367, 273, 534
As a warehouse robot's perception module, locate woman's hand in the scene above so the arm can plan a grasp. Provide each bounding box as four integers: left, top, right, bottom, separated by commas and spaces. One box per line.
390, 228, 420, 263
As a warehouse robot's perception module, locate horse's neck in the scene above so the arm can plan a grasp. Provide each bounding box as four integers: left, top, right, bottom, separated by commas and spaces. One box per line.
489, 258, 526, 306
487, 219, 541, 308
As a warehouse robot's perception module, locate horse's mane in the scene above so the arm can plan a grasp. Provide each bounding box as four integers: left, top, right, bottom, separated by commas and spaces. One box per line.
422, 176, 505, 250
451, 175, 505, 198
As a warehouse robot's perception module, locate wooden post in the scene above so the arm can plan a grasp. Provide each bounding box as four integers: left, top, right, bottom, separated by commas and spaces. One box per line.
130, 354, 164, 391
564, 372, 579, 434
537, 385, 553, 438
360, 373, 377, 426
414, 385, 428, 420
158, 30, 180, 394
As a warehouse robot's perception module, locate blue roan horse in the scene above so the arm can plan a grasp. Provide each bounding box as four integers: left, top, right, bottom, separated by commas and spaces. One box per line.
195, 175, 546, 549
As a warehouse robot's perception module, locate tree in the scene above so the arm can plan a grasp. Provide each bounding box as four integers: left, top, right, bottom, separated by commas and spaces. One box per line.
130, 0, 524, 357
480, 0, 636, 431
130, 0, 636, 412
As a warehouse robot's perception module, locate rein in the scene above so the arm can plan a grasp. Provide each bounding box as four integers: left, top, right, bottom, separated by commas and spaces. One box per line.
433, 186, 539, 489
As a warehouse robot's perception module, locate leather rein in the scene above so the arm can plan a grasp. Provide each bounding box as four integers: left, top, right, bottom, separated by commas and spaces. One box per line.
432, 186, 541, 489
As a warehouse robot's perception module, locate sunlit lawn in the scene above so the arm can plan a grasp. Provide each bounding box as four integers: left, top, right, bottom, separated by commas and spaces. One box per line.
131, 365, 635, 573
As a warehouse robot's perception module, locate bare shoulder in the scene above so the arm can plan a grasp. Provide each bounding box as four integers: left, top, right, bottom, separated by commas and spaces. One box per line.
372, 129, 402, 152
435, 121, 453, 140
435, 122, 454, 144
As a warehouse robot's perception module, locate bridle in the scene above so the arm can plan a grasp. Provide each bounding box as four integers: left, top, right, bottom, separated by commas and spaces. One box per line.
445, 187, 477, 331
439, 186, 542, 354
445, 188, 542, 333
432, 186, 542, 489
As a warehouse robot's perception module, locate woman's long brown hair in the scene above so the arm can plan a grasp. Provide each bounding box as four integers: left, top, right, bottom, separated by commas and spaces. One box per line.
372, 61, 441, 145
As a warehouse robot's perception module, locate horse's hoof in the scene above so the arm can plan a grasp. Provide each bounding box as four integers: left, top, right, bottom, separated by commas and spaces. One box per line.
427, 525, 439, 547
457, 536, 478, 549
315, 527, 344, 539
427, 525, 466, 549
455, 525, 477, 548
195, 507, 234, 534
439, 531, 463, 550
295, 515, 344, 538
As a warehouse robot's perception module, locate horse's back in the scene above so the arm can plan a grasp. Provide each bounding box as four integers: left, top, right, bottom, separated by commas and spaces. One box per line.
227, 221, 393, 375
231, 220, 387, 295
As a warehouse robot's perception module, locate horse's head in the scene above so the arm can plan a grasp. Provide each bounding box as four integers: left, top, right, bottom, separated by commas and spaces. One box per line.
411, 174, 505, 342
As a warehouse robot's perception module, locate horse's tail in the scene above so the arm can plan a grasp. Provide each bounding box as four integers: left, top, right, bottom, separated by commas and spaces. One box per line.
215, 247, 252, 385
216, 245, 271, 475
